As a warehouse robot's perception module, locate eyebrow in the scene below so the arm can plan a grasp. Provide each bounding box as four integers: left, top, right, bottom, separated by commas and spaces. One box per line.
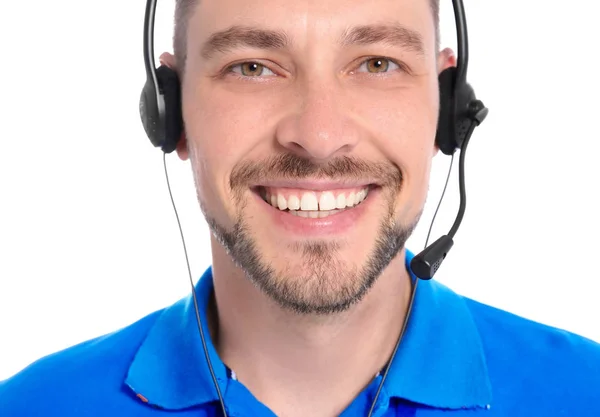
201, 26, 290, 60
200, 23, 425, 60
339, 23, 425, 56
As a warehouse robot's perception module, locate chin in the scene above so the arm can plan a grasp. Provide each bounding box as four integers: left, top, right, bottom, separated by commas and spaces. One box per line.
205, 177, 418, 314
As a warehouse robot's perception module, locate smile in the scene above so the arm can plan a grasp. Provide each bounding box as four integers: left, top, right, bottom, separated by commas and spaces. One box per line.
259, 186, 371, 219
250, 183, 379, 236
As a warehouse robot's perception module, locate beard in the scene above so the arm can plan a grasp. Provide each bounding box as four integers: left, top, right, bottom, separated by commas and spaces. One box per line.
198, 153, 421, 315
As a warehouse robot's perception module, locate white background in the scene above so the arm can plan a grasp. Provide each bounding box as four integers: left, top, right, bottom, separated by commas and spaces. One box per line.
1, 0, 599, 381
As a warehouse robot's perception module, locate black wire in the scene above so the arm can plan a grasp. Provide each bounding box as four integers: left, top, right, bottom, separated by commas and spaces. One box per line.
425, 153, 456, 247
365, 276, 418, 417
162, 152, 229, 417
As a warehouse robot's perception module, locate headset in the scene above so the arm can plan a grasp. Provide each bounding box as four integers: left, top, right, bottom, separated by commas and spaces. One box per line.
139, 0, 488, 415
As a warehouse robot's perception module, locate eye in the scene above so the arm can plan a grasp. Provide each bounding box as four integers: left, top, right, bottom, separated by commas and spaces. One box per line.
356, 57, 401, 74
229, 62, 276, 77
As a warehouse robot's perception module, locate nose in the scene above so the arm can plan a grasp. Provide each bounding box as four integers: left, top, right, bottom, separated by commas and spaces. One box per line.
275, 79, 362, 161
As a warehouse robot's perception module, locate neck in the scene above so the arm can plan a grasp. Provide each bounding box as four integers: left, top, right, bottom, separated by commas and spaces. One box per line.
208, 240, 413, 417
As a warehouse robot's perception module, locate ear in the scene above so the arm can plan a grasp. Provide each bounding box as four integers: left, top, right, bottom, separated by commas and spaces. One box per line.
159, 52, 177, 69
176, 132, 189, 161
437, 47, 457, 74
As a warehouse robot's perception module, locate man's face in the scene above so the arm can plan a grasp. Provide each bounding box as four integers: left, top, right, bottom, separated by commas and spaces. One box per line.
181, 0, 445, 314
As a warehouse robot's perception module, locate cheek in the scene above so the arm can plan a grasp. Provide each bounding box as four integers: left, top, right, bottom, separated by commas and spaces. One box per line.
182, 77, 288, 164
359, 83, 438, 217
181, 77, 284, 219
366, 85, 438, 163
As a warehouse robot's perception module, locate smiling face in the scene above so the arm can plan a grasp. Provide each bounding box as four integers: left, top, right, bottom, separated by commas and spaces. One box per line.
177, 0, 448, 314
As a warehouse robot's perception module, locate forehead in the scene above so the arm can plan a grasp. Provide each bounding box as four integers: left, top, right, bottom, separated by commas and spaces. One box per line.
188, 0, 436, 53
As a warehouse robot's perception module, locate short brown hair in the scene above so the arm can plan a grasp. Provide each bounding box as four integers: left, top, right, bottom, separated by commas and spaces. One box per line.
173, 0, 440, 76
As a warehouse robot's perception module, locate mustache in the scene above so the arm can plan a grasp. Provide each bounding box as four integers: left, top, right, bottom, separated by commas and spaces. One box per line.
230, 153, 403, 190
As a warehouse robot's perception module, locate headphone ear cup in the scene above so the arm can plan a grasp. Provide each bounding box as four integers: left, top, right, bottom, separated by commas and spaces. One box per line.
435, 67, 458, 155
139, 75, 161, 148
155, 65, 183, 153
436, 67, 484, 156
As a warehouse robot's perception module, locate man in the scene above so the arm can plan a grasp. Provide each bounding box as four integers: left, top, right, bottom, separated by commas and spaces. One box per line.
1, 0, 599, 415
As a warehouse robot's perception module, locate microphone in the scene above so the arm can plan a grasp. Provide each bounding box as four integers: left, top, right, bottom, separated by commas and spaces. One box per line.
410, 100, 488, 280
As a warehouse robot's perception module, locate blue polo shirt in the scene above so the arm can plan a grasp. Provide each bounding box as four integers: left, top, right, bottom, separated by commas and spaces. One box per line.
2, 250, 600, 416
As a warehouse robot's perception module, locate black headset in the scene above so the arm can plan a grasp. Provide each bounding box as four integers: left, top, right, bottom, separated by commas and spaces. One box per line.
139, 0, 488, 276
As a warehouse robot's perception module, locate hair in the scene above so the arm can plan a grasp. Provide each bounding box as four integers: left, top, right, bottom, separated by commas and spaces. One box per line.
173, 0, 440, 76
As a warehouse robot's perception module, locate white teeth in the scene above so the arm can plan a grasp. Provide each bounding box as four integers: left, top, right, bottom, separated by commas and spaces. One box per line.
357, 189, 367, 202
277, 194, 288, 210
264, 187, 370, 213
289, 209, 340, 219
319, 192, 336, 211
288, 195, 300, 210
336, 194, 346, 209
300, 193, 319, 211
347, 192, 356, 206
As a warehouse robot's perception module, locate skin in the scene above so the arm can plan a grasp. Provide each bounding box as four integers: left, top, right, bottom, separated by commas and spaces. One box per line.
160, 0, 455, 415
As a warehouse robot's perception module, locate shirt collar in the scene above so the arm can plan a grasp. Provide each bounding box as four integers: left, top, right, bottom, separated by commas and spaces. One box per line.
125, 266, 226, 409
383, 250, 493, 409
125, 250, 492, 410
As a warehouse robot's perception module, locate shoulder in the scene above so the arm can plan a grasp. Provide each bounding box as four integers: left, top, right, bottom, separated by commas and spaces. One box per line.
463, 296, 600, 413
0, 309, 163, 417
